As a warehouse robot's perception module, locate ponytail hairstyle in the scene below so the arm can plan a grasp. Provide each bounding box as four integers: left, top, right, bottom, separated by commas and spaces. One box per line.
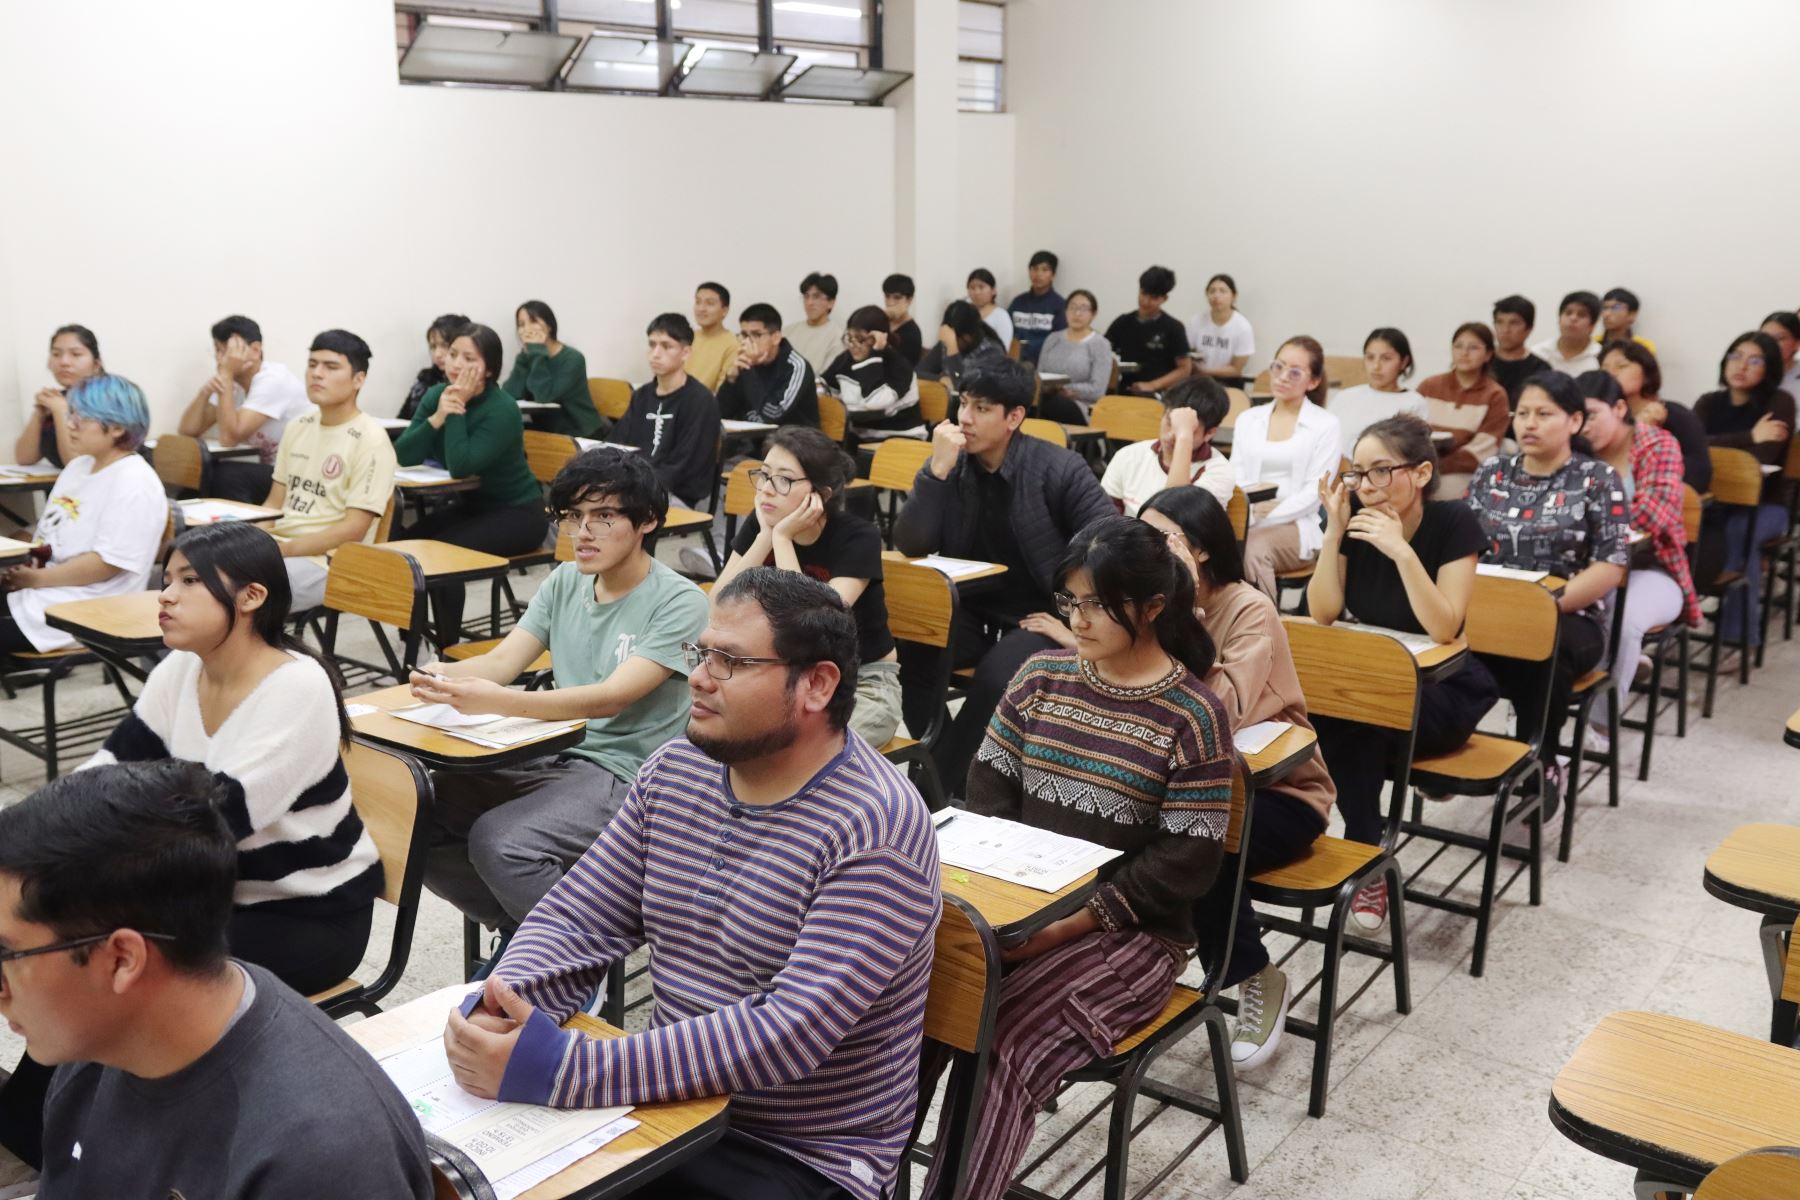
50, 324, 104, 372
1520, 370, 1594, 459
1055, 514, 1216, 679
766, 425, 856, 515
165, 523, 351, 745
1356, 414, 1441, 499
1140, 487, 1245, 589
1277, 334, 1329, 405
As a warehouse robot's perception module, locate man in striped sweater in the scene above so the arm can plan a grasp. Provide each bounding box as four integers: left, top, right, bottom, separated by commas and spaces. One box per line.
443, 569, 940, 1200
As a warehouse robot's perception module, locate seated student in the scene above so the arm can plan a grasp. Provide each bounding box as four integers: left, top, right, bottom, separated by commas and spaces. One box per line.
967, 267, 1014, 350
1531, 290, 1604, 377
1577, 372, 1699, 700
1105, 265, 1193, 394
892, 360, 1114, 790
177, 315, 311, 503
882, 273, 925, 367
1138, 487, 1334, 1069
1186, 273, 1256, 382
785, 271, 844, 377
441, 569, 938, 1200
915, 300, 1008, 396
12, 326, 103, 469
399, 312, 469, 420
687, 281, 737, 394
822, 305, 921, 435
263, 330, 398, 612
1307, 415, 1498, 928
394, 322, 546, 646
613, 312, 722, 509
1599, 287, 1656, 352
1006, 250, 1066, 363
1228, 335, 1343, 598
1762, 310, 1800, 399
1694, 330, 1797, 648
1036, 289, 1112, 423
1602, 338, 1711, 491
1417, 322, 1510, 498
1329, 326, 1429, 449
0, 760, 430, 1195
1099, 374, 1236, 515
1, 375, 166, 654
919, 515, 1234, 1200
504, 300, 597, 438
1466, 373, 1629, 801
415, 449, 707, 930
717, 303, 820, 430
716, 427, 901, 747
1491, 294, 1554, 410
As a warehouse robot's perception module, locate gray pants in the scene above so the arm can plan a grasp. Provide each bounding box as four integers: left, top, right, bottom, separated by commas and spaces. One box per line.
424, 754, 629, 929
286, 556, 329, 613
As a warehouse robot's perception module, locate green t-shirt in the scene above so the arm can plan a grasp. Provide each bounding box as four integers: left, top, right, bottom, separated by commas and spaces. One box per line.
518, 557, 708, 784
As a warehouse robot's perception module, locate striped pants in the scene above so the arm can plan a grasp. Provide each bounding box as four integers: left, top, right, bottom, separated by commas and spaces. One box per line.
923, 930, 1178, 1200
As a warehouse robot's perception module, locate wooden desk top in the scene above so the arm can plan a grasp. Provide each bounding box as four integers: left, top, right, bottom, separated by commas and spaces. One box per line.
0, 469, 60, 490
378, 539, 510, 580
663, 508, 713, 533
1550, 1010, 1800, 1188
346, 984, 728, 1200
1061, 425, 1105, 442
1245, 725, 1317, 790
179, 497, 283, 524
939, 863, 1096, 943
349, 684, 586, 770
396, 474, 481, 492
1241, 481, 1278, 502
44, 590, 161, 645
880, 551, 1009, 584
1703, 822, 1800, 915
1788, 707, 1800, 749
0, 537, 31, 568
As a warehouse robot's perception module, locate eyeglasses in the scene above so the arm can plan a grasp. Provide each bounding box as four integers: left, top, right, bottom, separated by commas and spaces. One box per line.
747, 469, 805, 496
1266, 363, 1312, 384
0, 931, 175, 977
682, 641, 795, 680
1053, 592, 1110, 620
1600, 302, 1631, 315
1339, 462, 1421, 489
1727, 352, 1767, 368
845, 332, 875, 347
559, 509, 626, 534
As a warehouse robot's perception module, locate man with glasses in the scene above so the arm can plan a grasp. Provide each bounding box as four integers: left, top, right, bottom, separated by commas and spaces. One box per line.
0, 760, 432, 1195
411, 448, 708, 934
613, 311, 722, 510
717, 302, 820, 430
441, 568, 938, 1200
1597, 287, 1656, 352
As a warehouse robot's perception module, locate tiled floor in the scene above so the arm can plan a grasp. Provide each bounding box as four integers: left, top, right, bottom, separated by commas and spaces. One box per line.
0, 551, 1793, 1199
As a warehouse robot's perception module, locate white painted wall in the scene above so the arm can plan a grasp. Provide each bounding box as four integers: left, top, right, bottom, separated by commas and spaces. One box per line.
954, 113, 1018, 310
1007, 0, 1800, 400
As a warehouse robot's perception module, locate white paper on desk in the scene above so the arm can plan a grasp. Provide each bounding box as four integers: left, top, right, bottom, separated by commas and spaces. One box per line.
916, 555, 996, 580
936, 811, 1121, 893
1475, 563, 1548, 583
1339, 622, 1448, 657
0, 461, 55, 477
721, 419, 775, 433
1234, 720, 1291, 756
493, 1116, 638, 1199
575, 438, 639, 453
345, 703, 378, 718
1762, 463, 1781, 475
386, 702, 501, 730
178, 499, 277, 524
395, 465, 454, 483
438, 716, 586, 749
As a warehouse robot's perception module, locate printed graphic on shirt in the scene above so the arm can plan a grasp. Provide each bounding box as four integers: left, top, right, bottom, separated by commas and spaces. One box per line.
647, 405, 675, 455
39, 495, 80, 536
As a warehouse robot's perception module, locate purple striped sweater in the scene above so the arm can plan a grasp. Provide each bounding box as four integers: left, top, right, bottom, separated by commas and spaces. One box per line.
483, 733, 940, 1200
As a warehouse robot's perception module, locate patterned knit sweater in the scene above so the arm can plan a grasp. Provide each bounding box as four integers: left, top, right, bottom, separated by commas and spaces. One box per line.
967, 651, 1235, 955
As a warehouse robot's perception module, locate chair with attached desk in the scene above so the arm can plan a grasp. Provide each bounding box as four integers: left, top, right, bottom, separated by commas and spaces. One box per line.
1323, 355, 1367, 389
1090, 395, 1163, 456
587, 377, 632, 425
1222, 387, 1251, 430
718, 458, 763, 549
1564, 562, 1630, 819
316, 542, 431, 688
1018, 417, 1068, 448
1624, 485, 1703, 780
918, 379, 950, 427
818, 390, 848, 445
869, 438, 936, 546
1754, 433, 1800, 664
1226, 487, 1249, 555
1401, 574, 1553, 973
879, 557, 960, 811
1695, 1147, 1800, 1199
309, 740, 433, 1018
1258, 619, 1418, 1117
1690, 447, 1764, 716
151, 432, 211, 499
1704, 823, 1800, 1044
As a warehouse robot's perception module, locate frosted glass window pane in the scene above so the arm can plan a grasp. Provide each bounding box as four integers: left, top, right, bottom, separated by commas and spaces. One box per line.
400, 25, 578, 86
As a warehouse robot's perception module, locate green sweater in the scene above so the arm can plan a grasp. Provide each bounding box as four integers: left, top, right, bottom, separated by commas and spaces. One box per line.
395, 382, 543, 511
504, 343, 598, 437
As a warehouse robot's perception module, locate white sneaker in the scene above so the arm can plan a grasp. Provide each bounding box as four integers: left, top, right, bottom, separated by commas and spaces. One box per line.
678, 545, 717, 579
1230, 964, 1289, 1068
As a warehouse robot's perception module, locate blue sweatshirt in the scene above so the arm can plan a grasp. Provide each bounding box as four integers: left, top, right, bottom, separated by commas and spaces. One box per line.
1007, 289, 1067, 362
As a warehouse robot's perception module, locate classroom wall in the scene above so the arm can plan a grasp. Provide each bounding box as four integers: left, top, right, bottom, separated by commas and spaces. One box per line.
954, 114, 1018, 309
1005, 0, 1800, 402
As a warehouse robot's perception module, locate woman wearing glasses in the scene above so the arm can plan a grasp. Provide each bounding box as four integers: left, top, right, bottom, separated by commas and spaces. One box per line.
1307, 415, 1498, 932
821, 305, 921, 437
714, 427, 901, 746
1227, 335, 1343, 598
1694, 330, 1795, 648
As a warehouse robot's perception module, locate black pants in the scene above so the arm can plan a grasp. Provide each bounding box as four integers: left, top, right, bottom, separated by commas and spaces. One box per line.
629, 1129, 853, 1200
402, 502, 546, 646
1314, 654, 1501, 846
0, 611, 36, 655
212, 459, 274, 504
1193, 788, 1327, 990
899, 610, 1058, 798
1036, 391, 1088, 425
1482, 610, 1606, 771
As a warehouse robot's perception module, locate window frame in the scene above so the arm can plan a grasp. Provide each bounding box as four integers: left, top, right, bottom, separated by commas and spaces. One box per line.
955, 0, 1004, 114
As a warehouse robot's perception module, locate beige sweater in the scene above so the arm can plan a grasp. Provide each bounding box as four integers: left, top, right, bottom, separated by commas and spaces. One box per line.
1198, 581, 1336, 821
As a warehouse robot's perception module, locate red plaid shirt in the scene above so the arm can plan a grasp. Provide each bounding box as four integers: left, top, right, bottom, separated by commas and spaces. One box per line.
1628, 421, 1702, 625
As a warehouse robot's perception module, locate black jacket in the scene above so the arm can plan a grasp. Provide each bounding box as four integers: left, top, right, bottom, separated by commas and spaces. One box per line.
717, 340, 819, 428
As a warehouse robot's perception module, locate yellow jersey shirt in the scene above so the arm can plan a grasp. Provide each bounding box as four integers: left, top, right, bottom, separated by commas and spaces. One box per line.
270, 410, 397, 545
686, 326, 738, 395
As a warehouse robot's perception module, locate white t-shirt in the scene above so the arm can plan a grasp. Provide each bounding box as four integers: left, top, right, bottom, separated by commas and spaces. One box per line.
1782, 361, 1800, 399
983, 307, 1015, 348
1530, 338, 1601, 377
7, 453, 168, 650
1327, 384, 1430, 448
1185, 310, 1255, 372
214, 362, 310, 465
1101, 438, 1236, 516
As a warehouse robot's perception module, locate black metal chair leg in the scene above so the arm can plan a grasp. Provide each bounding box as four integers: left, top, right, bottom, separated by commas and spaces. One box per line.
1605, 686, 1621, 807
1306, 897, 1351, 1117
1675, 629, 1689, 737
1204, 1007, 1249, 1183
1471, 791, 1510, 979
1384, 859, 1411, 1013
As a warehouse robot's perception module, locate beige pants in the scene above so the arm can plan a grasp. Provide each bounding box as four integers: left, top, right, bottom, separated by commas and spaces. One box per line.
1243, 521, 1313, 600
850, 659, 904, 748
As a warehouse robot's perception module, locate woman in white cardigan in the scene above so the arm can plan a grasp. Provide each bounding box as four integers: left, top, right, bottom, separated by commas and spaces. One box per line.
1230, 334, 1343, 598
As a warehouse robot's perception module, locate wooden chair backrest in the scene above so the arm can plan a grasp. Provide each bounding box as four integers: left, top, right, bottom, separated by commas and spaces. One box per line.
1223, 753, 1248, 856
554, 526, 573, 561
344, 740, 425, 908
1709, 446, 1766, 508
1464, 574, 1560, 662
1696, 1146, 1800, 1199
157, 510, 178, 559
1683, 483, 1704, 546
1222, 387, 1251, 429
375, 492, 398, 544
1784, 914, 1800, 1007
884, 557, 955, 649
1786, 434, 1800, 482
523, 430, 580, 484
1250, 369, 1271, 394
1091, 395, 1164, 445
723, 458, 764, 519
153, 434, 205, 493
1325, 354, 1368, 388
922, 896, 996, 1053
917, 379, 950, 426
1227, 487, 1249, 542
588, 377, 632, 422
1007, 338, 1022, 361
1019, 417, 1068, 447
818, 392, 847, 443
870, 439, 935, 492
324, 543, 424, 630
1282, 617, 1420, 731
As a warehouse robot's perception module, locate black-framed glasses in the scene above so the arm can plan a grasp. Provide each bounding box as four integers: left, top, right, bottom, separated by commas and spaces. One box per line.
682, 641, 794, 681
1339, 462, 1421, 489
1052, 592, 1110, 621
747, 469, 804, 496
558, 508, 625, 534
0, 932, 174, 973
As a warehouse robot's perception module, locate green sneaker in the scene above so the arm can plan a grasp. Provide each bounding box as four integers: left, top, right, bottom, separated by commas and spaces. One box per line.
1230, 964, 1289, 1069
